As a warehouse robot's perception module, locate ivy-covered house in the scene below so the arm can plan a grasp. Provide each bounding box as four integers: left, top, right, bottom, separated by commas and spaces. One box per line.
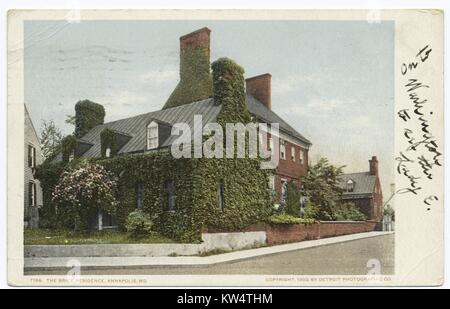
37, 27, 312, 240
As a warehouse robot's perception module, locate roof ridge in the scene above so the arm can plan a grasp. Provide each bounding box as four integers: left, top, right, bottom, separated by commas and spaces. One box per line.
102, 97, 214, 126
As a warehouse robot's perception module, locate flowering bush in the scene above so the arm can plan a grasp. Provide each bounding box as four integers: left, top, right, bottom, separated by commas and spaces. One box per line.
52, 161, 118, 229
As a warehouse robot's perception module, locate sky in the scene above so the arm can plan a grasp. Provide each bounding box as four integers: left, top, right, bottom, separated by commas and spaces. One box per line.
24, 20, 394, 196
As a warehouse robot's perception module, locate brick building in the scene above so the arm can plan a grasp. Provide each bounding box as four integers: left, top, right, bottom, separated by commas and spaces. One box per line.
340, 156, 383, 222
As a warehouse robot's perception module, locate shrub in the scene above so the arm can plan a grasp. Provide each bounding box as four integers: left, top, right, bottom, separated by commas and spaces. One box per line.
333, 202, 366, 221
52, 161, 118, 230
125, 210, 154, 238
302, 200, 320, 220
268, 213, 315, 225
285, 181, 301, 216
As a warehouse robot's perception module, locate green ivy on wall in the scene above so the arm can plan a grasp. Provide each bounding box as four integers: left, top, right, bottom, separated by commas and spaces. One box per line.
36, 57, 273, 242
163, 45, 213, 109
100, 128, 118, 158
75, 100, 105, 137
61, 134, 78, 162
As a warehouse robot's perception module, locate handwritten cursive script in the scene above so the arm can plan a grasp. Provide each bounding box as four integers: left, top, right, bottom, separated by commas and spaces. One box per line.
396, 45, 441, 209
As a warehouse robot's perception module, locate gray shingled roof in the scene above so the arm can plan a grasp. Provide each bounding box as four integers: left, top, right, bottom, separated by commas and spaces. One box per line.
340, 172, 376, 199
76, 95, 311, 159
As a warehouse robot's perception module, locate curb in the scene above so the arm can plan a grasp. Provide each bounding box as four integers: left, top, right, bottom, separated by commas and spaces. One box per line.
24, 231, 394, 271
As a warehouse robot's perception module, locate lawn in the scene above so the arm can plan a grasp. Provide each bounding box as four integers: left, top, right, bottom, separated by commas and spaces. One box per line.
24, 228, 176, 245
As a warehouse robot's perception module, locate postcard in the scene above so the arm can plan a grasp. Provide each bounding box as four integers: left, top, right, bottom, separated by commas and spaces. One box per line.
7, 9, 444, 286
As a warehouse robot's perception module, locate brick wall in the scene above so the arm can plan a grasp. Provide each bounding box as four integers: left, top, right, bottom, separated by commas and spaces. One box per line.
263, 132, 309, 204
265, 221, 377, 245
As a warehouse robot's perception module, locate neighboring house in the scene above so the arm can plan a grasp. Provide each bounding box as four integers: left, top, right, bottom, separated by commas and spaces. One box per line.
24, 105, 43, 228
47, 27, 311, 234
340, 156, 383, 223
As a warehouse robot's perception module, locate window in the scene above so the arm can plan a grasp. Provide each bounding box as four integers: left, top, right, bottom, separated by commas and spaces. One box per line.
68, 151, 74, 162
291, 146, 296, 161
299, 149, 304, 165
135, 183, 143, 209
28, 145, 36, 168
98, 210, 117, 230
347, 179, 354, 192
105, 147, 111, 158
165, 180, 175, 211
217, 182, 225, 210
268, 137, 273, 151
28, 182, 36, 206
147, 121, 158, 150
280, 140, 286, 160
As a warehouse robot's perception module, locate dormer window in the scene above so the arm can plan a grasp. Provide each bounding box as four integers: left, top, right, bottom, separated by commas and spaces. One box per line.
147, 121, 158, 150
346, 179, 354, 192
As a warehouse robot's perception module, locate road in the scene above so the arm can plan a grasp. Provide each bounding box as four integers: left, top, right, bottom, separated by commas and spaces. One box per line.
25, 233, 394, 276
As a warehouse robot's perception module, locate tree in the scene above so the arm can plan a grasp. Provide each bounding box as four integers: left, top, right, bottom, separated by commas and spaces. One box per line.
301, 157, 365, 221
65, 114, 76, 126
52, 161, 118, 230
40, 120, 63, 160
383, 205, 395, 222
285, 180, 301, 216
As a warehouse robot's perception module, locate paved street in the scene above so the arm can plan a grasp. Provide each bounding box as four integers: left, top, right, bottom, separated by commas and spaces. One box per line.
25, 233, 394, 276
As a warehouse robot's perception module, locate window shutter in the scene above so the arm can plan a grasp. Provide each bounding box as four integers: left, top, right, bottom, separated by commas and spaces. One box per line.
28, 145, 32, 167
33, 183, 37, 206
32, 147, 36, 168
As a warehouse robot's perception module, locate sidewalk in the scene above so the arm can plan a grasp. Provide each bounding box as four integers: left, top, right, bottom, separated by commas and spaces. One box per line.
24, 231, 393, 271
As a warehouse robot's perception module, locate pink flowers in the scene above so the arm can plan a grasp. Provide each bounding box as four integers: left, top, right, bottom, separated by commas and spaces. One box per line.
52, 161, 118, 214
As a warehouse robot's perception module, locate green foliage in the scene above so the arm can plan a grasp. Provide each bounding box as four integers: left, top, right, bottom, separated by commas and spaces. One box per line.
192, 158, 274, 233
163, 44, 213, 109
74, 100, 105, 137
36, 57, 273, 242
65, 114, 76, 126
212, 57, 251, 125
100, 128, 118, 158
35, 161, 67, 228
24, 228, 175, 245
52, 161, 118, 230
125, 210, 154, 239
39, 120, 63, 161
268, 213, 315, 225
285, 180, 301, 216
301, 157, 346, 221
383, 204, 395, 221
61, 134, 78, 162
302, 200, 320, 220
333, 202, 367, 221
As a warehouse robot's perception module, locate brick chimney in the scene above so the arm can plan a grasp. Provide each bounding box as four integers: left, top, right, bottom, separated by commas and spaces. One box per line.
369, 156, 379, 176
163, 27, 213, 109
245, 73, 272, 109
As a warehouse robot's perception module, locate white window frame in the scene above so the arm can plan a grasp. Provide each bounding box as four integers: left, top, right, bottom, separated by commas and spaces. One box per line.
30, 182, 35, 206
28, 144, 36, 168
299, 149, 304, 165
347, 179, 354, 192
147, 121, 159, 150
105, 147, 111, 158
291, 145, 296, 161
280, 140, 286, 160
